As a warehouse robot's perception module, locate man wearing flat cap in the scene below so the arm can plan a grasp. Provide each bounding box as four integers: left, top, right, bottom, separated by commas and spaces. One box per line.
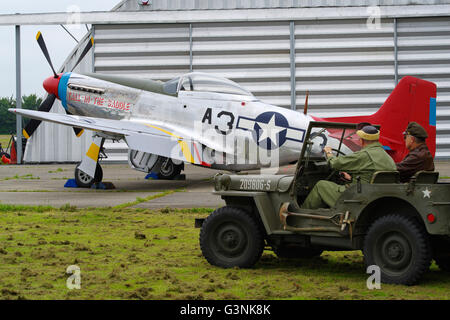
396, 122, 434, 182
301, 124, 396, 209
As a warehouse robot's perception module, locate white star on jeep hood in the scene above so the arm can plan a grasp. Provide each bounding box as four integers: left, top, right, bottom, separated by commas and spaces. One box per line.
422, 188, 431, 198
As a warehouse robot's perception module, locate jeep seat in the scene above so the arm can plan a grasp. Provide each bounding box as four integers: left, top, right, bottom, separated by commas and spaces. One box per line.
370, 171, 400, 184
413, 170, 439, 184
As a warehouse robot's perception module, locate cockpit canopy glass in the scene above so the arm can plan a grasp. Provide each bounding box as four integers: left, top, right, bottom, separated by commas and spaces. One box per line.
163, 72, 253, 97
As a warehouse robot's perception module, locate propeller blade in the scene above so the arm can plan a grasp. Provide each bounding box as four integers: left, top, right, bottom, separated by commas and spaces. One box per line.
74, 127, 84, 137
36, 31, 58, 78
71, 37, 94, 72
23, 94, 56, 139
64, 109, 85, 137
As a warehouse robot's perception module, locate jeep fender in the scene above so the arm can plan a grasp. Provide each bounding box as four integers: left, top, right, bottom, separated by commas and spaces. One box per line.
213, 191, 283, 235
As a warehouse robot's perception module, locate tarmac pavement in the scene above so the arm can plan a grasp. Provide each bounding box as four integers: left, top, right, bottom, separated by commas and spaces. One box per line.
0, 161, 449, 209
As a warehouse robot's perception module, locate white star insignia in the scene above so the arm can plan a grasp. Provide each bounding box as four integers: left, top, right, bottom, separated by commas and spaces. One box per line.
256, 115, 286, 146
422, 188, 431, 199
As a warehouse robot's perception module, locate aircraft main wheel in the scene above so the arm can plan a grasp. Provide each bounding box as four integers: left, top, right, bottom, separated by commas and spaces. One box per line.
200, 206, 264, 268
363, 214, 431, 285
158, 159, 182, 180
74, 163, 103, 188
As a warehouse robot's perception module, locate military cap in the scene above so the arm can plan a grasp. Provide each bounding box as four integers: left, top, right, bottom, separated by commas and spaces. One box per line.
357, 125, 380, 141
403, 122, 428, 139
356, 122, 372, 130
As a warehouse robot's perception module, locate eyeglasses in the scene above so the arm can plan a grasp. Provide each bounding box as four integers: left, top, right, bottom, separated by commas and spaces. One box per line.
403, 134, 415, 141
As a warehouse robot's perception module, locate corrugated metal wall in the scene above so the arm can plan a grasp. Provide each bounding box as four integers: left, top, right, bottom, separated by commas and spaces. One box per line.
295, 18, 396, 117
397, 17, 450, 157
25, 11, 450, 162
192, 22, 291, 108
93, 17, 450, 159
116, 0, 450, 11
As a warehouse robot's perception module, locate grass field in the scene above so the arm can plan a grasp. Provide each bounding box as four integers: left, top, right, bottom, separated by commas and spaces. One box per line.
0, 204, 449, 300
0, 135, 11, 151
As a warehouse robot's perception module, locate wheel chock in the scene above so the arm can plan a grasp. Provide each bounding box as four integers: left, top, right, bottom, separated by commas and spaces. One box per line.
91, 182, 116, 190
145, 173, 159, 180
145, 173, 186, 181
64, 179, 79, 188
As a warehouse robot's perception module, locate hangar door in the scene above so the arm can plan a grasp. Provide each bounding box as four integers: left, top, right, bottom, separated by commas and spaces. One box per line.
94, 17, 450, 158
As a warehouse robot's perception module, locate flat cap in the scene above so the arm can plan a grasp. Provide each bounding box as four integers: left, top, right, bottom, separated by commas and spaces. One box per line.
357, 125, 380, 141
404, 122, 428, 139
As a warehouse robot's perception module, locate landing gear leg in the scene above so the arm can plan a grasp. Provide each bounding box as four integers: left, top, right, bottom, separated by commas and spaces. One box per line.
74, 135, 106, 188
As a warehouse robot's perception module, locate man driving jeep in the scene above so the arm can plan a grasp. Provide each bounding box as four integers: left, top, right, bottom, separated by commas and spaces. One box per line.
301, 124, 397, 209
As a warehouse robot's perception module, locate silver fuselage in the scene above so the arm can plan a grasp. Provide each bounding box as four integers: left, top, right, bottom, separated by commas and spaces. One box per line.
63, 72, 333, 171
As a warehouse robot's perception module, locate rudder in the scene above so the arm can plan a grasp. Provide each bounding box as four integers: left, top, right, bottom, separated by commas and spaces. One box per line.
320, 76, 437, 162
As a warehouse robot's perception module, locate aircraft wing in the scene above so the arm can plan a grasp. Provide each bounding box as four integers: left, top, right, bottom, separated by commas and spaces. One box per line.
9, 108, 230, 167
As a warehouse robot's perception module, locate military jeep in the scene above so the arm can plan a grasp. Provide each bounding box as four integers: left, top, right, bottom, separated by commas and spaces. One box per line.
198, 121, 450, 285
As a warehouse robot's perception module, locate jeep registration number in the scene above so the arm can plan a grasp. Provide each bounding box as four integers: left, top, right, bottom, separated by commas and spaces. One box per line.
239, 178, 271, 191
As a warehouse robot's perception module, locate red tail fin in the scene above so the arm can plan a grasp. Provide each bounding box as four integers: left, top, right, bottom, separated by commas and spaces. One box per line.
317, 76, 437, 162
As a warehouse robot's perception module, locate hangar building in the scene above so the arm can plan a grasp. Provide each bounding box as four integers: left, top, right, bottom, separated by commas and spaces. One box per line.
22, 0, 450, 162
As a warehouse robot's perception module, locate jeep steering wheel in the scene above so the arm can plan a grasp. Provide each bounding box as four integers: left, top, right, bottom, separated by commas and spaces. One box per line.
323, 148, 347, 182
322, 148, 346, 159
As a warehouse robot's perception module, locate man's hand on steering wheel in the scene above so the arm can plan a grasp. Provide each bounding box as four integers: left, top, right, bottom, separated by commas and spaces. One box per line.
323, 146, 346, 159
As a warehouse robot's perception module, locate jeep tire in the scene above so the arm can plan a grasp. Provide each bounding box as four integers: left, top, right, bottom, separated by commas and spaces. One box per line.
200, 206, 264, 268
363, 214, 431, 285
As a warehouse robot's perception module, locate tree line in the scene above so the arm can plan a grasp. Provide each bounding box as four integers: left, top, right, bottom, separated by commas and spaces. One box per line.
0, 95, 42, 134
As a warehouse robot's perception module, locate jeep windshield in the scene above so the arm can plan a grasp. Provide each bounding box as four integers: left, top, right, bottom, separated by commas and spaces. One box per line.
306, 126, 363, 159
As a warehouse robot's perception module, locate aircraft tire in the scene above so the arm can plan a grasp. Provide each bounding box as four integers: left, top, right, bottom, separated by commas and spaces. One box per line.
199, 206, 264, 268
74, 163, 103, 188
363, 214, 431, 285
157, 159, 182, 180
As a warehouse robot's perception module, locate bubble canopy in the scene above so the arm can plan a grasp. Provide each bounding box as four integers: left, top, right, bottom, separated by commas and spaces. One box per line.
163, 72, 253, 97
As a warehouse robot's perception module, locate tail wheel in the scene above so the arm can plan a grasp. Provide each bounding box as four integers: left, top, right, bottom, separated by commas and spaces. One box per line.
157, 159, 182, 180
364, 214, 431, 285
74, 163, 103, 188
200, 206, 264, 268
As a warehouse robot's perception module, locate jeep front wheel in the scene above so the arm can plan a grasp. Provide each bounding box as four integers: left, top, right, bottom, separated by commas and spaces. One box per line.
199, 206, 264, 268
363, 214, 431, 285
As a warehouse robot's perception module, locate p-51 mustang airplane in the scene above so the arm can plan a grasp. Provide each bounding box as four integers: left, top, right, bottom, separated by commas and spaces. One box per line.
9, 32, 437, 187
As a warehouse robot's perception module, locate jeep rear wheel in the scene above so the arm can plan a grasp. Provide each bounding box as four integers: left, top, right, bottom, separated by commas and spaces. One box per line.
364, 214, 431, 285
199, 206, 264, 268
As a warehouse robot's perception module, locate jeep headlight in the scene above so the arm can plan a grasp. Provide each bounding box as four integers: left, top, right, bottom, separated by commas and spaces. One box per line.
214, 173, 231, 191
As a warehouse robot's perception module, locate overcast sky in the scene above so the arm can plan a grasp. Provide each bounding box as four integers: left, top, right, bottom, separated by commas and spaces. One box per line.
0, 1, 121, 98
